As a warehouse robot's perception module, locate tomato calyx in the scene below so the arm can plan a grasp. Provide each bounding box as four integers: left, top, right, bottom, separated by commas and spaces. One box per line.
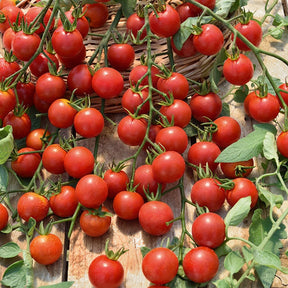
85, 205, 113, 218
151, 0, 167, 14
110, 161, 128, 174
250, 80, 269, 98
105, 239, 128, 261
217, 178, 235, 190
59, 10, 78, 32
3, 49, 17, 63
238, 9, 254, 25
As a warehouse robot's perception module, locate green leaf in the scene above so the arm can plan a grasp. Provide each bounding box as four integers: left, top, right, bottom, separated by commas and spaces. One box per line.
214, 0, 238, 18
1, 260, 26, 288
254, 75, 282, 95
0, 165, 9, 192
215, 123, 277, 163
258, 185, 283, 208
263, 132, 278, 161
219, 102, 230, 117
167, 274, 198, 288
224, 196, 251, 227
242, 246, 253, 263
115, 0, 136, 18
0, 125, 14, 165
0, 242, 21, 258
184, 123, 198, 138
40, 282, 74, 288
215, 243, 232, 258
140, 246, 150, 258
233, 85, 249, 103
213, 278, 232, 288
224, 250, 245, 275
255, 265, 277, 288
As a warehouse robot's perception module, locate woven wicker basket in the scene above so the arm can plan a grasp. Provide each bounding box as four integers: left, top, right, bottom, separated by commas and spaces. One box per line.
18, 0, 233, 114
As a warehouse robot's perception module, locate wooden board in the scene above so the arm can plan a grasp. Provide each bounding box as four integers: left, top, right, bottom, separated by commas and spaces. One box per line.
1, 0, 288, 287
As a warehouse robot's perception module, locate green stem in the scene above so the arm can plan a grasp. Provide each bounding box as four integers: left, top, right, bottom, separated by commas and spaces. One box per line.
23, 234, 34, 288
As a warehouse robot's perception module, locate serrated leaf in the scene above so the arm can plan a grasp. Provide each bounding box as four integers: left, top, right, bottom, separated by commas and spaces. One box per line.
224, 250, 245, 275
1, 260, 26, 288
115, 0, 136, 18
214, 0, 238, 18
215, 124, 277, 163
224, 196, 251, 227
0, 242, 21, 258
263, 132, 278, 161
233, 85, 249, 103
0, 165, 9, 192
40, 282, 74, 288
0, 125, 14, 165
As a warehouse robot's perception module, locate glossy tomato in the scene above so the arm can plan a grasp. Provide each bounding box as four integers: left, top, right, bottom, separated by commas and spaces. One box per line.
92, 67, 124, 99
0, 6, 24, 34
88, 255, 124, 288
0, 88, 16, 120
42, 144, 67, 175
278, 82, 288, 107
30, 234, 62, 265
17, 192, 49, 222
49, 185, 78, 217
0, 0, 16, 9
2, 27, 16, 51
171, 34, 197, 57
75, 174, 108, 208
152, 151, 185, 183
192, 212, 226, 248
126, 12, 147, 40
11, 147, 41, 178
220, 159, 254, 179
142, 247, 179, 285
129, 64, 160, 88
223, 53, 254, 86
0, 57, 20, 82
0, 203, 9, 231
64, 146, 94, 179
183, 246, 219, 283
191, 178, 225, 212
176, 2, 199, 22
16, 81, 35, 107
80, 206, 111, 237
83, 3, 109, 28
58, 44, 86, 69
138, 200, 174, 236
26, 128, 50, 150
277, 131, 288, 158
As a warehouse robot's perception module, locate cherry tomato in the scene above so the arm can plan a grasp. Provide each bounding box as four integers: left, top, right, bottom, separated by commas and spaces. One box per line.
0, 57, 20, 82
103, 168, 129, 199
113, 191, 144, 220
126, 13, 147, 40
17, 192, 49, 222
117, 115, 147, 146
189, 92, 222, 122
51, 26, 83, 58
193, 24, 224, 55
75, 174, 108, 208
0, 203, 9, 231
247, 92, 280, 123
142, 247, 179, 285
181, 0, 216, 17
26, 128, 50, 151
30, 234, 62, 265
2, 27, 16, 51
12, 31, 41, 62
176, 2, 199, 22
58, 44, 86, 69
16, 81, 35, 108
159, 99, 192, 128
192, 212, 226, 248
220, 159, 254, 179
212, 116, 241, 149
3, 111, 31, 139
49, 185, 78, 218
83, 3, 109, 28
149, 4, 180, 38
25, 6, 54, 34
143, 124, 163, 151
88, 255, 124, 288
48, 99, 77, 129
171, 34, 197, 57
35, 72, 66, 104
183, 246, 219, 283
152, 151, 185, 184
138, 200, 174, 236
278, 82, 288, 107
29, 50, 59, 78
67, 64, 93, 97
157, 72, 189, 100
33, 91, 51, 113
42, 144, 67, 175
0, 0, 16, 9
277, 131, 288, 158
0, 6, 24, 34
133, 164, 166, 199
129, 64, 160, 88
92, 67, 124, 99
107, 43, 135, 71
11, 147, 41, 178
226, 178, 258, 208
121, 87, 150, 115
73, 107, 104, 138
64, 146, 95, 179
232, 20, 262, 51
187, 141, 221, 172
223, 53, 254, 86
155, 126, 188, 154
80, 206, 111, 237
191, 178, 225, 212
0, 88, 16, 120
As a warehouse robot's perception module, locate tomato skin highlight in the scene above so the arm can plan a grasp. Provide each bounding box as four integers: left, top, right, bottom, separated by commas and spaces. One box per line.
30, 234, 62, 265
88, 255, 124, 288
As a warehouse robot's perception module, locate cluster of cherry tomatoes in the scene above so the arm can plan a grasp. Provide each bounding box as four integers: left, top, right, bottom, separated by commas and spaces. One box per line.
0, 0, 288, 287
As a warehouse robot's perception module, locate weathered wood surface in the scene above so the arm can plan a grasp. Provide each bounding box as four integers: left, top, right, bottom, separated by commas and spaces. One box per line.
1, 0, 288, 287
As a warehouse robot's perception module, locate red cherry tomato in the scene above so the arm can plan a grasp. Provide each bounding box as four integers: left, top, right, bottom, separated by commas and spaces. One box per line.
0, 203, 9, 230
26, 128, 50, 151
220, 159, 254, 179
16, 81, 35, 108
0, 57, 20, 82
129, 64, 160, 88
0, 6, 24, 34
126, 13, 147, 40
277, 131, 288, 158
2, 27, 16, 51
83, 3, 109, 28
278, 82, 288, 108
142, 247, 179, 285
171, 34, 197, 57
30, 234, 62, 265
0, 88, 16, 120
